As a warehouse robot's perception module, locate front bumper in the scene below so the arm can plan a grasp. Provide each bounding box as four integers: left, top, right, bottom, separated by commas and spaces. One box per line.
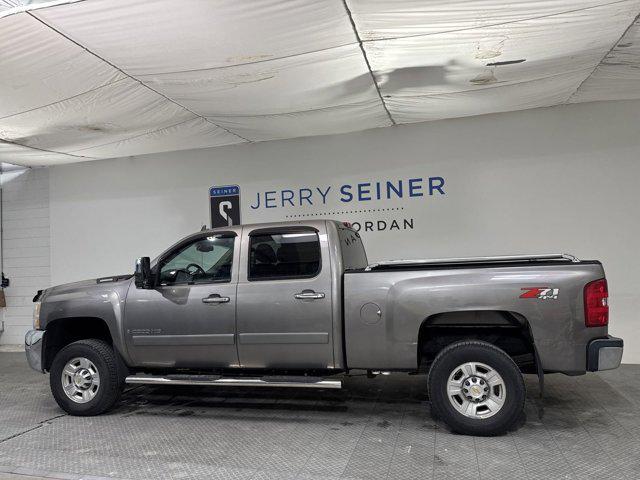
25, 329, 45, 373
587, 336, 623, 372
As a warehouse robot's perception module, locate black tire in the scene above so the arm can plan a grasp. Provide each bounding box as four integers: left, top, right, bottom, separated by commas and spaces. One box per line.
50, 339, 123, 416
427, 340, 525, 436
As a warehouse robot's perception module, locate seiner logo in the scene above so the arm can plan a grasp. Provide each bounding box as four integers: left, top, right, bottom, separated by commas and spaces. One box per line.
210, 185, 241, 228
520, 287, 560, 300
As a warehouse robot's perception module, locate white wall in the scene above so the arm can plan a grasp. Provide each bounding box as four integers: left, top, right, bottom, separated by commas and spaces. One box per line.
0, 167, 50, 345
46, 99, 640, 362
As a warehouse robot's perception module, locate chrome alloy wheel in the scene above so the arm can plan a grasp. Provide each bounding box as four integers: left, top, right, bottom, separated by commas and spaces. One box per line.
61, 357, 100, 404
447, 362, 506, 419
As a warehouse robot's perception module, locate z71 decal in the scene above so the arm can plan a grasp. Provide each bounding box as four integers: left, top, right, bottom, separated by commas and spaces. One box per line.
520, 287, 559, 300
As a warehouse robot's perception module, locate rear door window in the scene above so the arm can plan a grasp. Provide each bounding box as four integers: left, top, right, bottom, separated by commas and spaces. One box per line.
248, 231, 321, 280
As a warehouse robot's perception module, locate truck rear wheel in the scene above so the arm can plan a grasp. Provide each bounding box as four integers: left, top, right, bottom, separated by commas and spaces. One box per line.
50, 339, 123, 416
427, 340, 525, 436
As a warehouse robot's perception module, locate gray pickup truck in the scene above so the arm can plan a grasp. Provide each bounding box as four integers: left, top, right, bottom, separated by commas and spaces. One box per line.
25, 220, 622, 435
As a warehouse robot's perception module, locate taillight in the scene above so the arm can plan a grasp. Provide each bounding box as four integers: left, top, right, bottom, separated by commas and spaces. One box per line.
584, 279, 608, 327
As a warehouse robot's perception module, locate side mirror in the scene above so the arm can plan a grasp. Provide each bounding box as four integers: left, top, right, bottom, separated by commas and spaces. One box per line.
134, 257, 152, 289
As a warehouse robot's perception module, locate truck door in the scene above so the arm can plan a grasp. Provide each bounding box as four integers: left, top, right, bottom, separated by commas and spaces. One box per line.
124, 233, 239, 368
236, 225, 334, 369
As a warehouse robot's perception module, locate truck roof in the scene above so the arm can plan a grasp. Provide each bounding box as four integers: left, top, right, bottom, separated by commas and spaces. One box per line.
202, 219, 343, 236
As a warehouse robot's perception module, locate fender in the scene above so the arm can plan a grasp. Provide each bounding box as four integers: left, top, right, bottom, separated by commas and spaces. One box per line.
39, 277, 133, 365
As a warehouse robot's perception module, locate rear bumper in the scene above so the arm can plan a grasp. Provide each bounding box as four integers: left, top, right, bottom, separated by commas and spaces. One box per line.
587, 336, 623, 372
25, 329, 45, 373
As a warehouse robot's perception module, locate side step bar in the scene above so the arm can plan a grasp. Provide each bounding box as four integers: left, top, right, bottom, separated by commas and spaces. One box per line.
125, 375, 342, 389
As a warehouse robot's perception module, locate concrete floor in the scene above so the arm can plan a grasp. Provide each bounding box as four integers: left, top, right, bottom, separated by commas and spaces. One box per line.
0, 352, 639, 480
0, 475, 51, 480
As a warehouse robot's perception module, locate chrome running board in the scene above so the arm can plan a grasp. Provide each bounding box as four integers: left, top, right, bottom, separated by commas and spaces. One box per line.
125, 375, 342, 389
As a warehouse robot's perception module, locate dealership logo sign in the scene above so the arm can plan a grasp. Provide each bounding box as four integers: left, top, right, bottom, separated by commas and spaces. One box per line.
210, 185, 241, 227
209, 176, 445, 232
248, 177, 445, 209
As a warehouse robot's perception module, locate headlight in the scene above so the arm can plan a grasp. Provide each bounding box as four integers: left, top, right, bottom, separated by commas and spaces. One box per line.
33, 302, 41, 330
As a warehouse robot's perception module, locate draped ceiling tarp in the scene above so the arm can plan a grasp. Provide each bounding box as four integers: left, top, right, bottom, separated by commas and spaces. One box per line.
1, 0, 639, 166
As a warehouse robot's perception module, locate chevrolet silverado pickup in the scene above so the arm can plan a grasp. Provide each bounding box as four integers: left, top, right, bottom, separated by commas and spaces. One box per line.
25, 220, 623, 435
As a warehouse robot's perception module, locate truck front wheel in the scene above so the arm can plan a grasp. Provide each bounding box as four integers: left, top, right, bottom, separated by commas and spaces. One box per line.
50, 339, 123, 416
427, 340, 525, 436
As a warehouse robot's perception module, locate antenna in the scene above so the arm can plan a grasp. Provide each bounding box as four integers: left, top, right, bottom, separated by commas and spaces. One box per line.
200, 224, 207, 231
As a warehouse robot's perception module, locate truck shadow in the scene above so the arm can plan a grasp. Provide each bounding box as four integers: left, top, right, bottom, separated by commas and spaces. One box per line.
109, 370, 638, 436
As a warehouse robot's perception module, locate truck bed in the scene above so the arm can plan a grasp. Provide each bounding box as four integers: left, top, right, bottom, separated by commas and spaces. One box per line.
343, 257, 607, 374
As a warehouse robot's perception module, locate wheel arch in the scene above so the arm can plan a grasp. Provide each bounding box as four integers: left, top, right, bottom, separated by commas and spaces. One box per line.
417, 310, 536, 372
43, 317, 114, 371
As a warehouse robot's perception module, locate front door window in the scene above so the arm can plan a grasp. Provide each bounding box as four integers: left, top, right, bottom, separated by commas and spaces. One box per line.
159, 236, 234, 285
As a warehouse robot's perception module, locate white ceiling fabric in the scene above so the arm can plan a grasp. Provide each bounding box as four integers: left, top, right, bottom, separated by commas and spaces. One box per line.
139, 44, 381, 117
34, 0, 356, 75
0, 13, 124, 119
0, 140, 87, 165
0, 78, 197, 152
0, 0, 20, 14
348, 0, 623, 40
568, 16, 640, 103
1, 0, 639, 166
0, 0, 80, 17
71, 117, 245, 160
358, 0, 640, 122
208, 99, 392, 142
386, 69, 592, 124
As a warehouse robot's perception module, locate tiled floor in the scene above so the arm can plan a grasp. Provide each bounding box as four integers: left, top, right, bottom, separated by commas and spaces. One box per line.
0, 352, 638, 480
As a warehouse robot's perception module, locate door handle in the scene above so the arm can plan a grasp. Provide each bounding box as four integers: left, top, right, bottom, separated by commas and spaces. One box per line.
202, 294, 230, 304
294, 290, 325, 300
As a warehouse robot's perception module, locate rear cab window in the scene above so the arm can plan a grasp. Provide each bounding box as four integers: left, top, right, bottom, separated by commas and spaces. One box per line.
338, 226, 368, 271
